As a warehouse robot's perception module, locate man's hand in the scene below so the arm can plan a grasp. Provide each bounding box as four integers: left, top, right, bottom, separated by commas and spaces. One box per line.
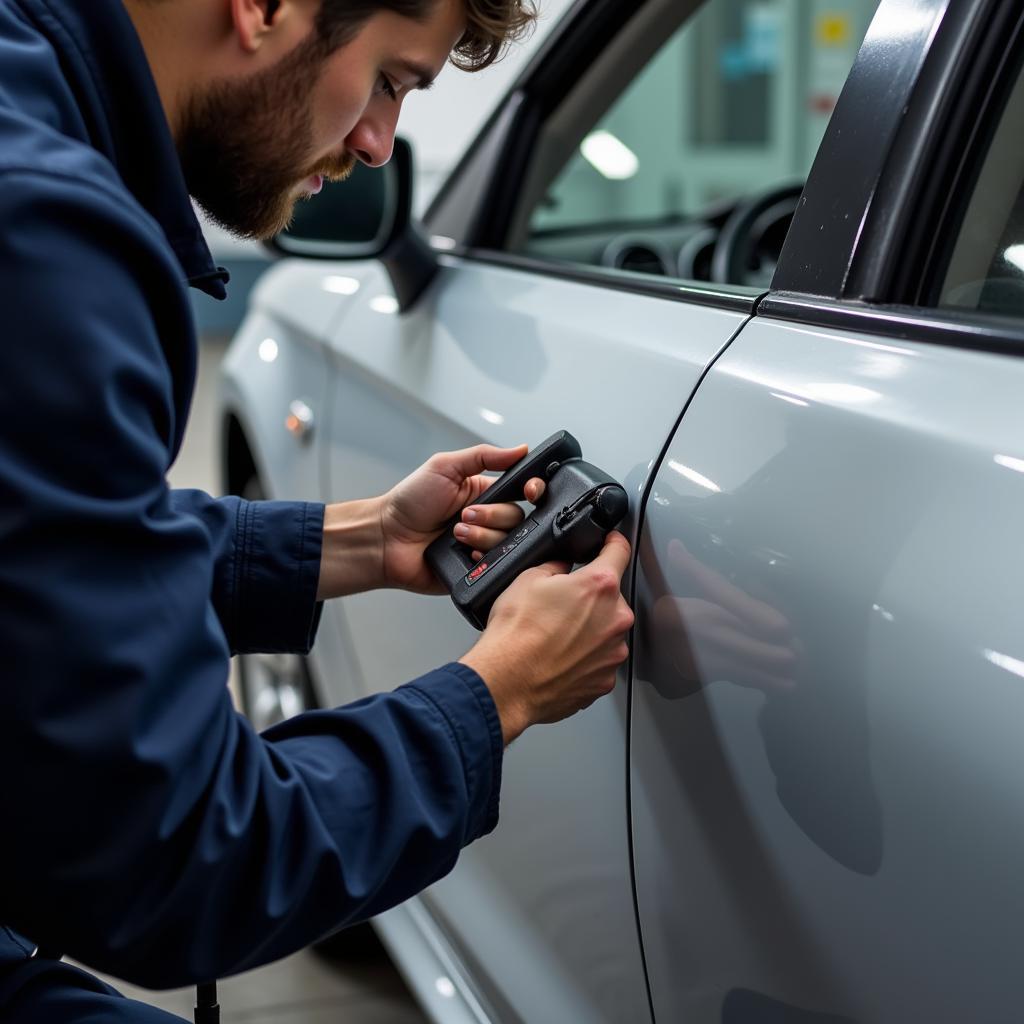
317, 444, 543, 600
459, 532, 635, 745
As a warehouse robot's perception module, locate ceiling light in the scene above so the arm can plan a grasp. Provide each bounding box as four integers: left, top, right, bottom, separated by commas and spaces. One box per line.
580, 131, 639, 180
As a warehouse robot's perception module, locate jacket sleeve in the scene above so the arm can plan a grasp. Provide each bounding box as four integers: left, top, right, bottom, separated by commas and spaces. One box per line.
0, 169, 504, 987
169, 489, 324, 655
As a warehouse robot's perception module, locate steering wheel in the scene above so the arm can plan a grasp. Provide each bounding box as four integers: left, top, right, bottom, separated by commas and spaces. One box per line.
710, 183, 805, 287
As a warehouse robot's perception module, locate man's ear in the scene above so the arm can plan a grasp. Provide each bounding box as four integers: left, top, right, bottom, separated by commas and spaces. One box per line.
229, 0, 292, 53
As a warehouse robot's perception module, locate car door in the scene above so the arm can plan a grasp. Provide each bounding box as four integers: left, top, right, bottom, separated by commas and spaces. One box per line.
631, 1, 1024, 1019
315, 1, 875, 1020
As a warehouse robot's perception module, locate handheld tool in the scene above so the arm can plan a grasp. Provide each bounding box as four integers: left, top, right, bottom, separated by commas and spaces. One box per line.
426, 430, 629, 629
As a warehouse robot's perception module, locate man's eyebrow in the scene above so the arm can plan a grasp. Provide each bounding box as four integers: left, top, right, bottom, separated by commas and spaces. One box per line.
395, 59, 437, 90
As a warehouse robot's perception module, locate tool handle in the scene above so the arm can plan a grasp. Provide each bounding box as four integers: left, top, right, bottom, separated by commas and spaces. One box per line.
448, 461, 627, 630
425, 430, 581, 590
473, 430, 582, 507
451, 517, 560, 630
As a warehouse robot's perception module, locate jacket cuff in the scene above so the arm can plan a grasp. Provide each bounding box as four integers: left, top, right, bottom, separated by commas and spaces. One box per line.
231, 499, 325, 654
404, 663, 504, 841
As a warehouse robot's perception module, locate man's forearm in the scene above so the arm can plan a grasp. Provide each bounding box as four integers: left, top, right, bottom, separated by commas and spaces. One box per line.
317, 498, 386, 600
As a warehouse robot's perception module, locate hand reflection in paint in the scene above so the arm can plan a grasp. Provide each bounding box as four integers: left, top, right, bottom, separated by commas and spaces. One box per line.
645, 535, 802, 696
637, 486, 883, 875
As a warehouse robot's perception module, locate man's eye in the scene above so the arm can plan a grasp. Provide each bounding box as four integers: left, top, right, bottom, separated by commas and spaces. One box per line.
376, 75, 398, 101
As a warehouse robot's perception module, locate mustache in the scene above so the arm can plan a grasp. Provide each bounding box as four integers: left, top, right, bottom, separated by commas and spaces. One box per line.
309, 151, 357, 182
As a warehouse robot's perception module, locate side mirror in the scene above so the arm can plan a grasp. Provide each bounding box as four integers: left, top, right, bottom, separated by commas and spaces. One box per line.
267, 137, 438, 311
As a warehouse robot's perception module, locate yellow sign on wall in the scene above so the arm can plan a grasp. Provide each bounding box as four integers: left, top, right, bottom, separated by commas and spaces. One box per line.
816, 13, 852, 47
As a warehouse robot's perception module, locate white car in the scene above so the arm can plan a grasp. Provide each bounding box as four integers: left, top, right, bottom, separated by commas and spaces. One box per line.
219, 0, 1024, 1020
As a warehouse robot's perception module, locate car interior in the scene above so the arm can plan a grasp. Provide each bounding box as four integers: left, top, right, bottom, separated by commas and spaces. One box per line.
938, 53, 1024, 317
509, 0, 878, 289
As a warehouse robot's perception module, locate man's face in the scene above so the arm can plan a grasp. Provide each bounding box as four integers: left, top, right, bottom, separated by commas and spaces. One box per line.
181, 0, 466, 240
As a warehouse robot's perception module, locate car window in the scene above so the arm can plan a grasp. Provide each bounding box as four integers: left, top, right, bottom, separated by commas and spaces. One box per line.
511, 0, 878, 288
937, 53, 1024, 319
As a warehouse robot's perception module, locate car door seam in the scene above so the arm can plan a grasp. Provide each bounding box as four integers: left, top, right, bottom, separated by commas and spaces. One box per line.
624, 303, 762, 1024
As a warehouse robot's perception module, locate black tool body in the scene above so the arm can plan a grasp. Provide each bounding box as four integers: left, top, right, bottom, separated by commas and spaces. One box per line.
426, 431, 628, 629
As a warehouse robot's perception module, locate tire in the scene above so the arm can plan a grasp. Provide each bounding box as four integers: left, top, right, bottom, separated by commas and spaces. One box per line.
236, 473, 317, 731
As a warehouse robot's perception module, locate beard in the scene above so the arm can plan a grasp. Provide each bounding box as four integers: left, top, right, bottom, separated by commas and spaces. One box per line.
178, 34, 356, 240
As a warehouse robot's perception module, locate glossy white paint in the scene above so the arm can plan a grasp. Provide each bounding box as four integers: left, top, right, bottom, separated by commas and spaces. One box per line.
632, 317, 1024, 1021
218, 308, 328, 504
247, 260, 383, 346
316, 254, 748, 1023
221, 270, 379, 700
374, 900, 492, 1024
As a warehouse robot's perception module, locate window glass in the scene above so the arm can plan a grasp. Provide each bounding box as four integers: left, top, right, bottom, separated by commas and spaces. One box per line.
516, 0, 878, 288
938, 58, 1024, 319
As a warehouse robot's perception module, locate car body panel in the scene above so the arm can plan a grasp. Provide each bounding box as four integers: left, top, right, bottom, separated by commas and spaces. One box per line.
632, 315, 1024, 1021
313, 255, 747, 1022
373, 899, 493, 1024
218, 303, 329, 504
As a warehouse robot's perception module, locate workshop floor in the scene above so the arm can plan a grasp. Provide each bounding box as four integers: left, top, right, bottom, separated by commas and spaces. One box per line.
78, 336, 429, 1024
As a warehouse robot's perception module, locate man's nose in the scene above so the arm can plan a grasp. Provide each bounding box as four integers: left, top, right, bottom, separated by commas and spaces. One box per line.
346, 113, 397, 168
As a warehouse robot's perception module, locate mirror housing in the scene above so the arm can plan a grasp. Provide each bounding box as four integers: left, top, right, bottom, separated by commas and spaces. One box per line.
266, 137, 438, 311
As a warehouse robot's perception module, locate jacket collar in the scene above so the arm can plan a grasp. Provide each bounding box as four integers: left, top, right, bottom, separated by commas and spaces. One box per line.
24, 0, 229, 298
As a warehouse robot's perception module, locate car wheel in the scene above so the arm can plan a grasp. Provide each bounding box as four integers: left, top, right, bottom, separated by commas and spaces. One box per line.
236, 473, 317, 731
237, 650, 316, 732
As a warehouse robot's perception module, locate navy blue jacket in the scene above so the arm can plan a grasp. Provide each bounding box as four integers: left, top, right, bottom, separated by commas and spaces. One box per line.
0, 0, 503, 989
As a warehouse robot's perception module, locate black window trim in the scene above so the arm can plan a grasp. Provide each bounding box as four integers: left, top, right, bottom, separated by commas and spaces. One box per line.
759, 293, 1024, 357
771, 0, 951, 298
844, 0, 1024, 306
768, 0, 1024, 352
444, 248, 762, 314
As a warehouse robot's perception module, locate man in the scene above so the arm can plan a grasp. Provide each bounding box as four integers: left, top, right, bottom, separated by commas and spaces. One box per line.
0, 0, 634, 1019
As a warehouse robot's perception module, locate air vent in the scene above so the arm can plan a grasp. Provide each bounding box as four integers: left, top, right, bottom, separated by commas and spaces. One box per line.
615, 245, 668, 276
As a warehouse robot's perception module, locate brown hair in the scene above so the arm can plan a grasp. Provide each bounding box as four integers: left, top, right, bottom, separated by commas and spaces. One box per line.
315, 0, 537, 71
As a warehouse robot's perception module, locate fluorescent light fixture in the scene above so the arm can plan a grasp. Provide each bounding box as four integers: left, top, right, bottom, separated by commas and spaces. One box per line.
369, 295, 399, 315
257, 338, 279, 363
580, 130, 639, 180
668, 460, 721, 493
995, 454, 1024, 474
1004, 245, 1024, 272
431, 235, 458, 251
321, 275, 360, 295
